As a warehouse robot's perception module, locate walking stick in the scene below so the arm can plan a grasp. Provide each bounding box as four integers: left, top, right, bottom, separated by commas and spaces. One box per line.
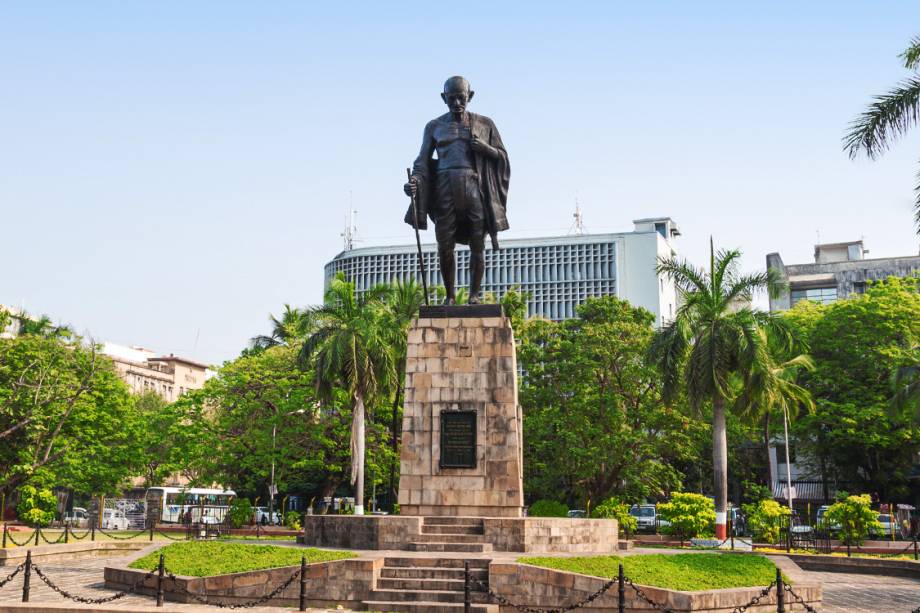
406, 168, 430, 305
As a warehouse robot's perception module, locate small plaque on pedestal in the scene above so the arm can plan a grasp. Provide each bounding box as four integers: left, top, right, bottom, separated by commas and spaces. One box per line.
440, 410, 477, 469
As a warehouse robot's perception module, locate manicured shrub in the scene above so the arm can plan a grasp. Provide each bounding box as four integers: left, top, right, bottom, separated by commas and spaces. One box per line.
284, 511, 301, 530
16, 486, 57, 527
743, 499, 791, 543
825, 494, 882, 546
227, 498, 253, 529
591, 497, 637, 535
657, 492, 715, 540
528, 499, 569, 517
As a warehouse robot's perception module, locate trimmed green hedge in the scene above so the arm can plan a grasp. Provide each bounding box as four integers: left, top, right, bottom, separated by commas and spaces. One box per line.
130, 542, 355, 576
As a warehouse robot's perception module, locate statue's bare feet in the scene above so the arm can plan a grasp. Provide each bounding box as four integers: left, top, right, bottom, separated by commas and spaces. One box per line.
468, 295, 481, 305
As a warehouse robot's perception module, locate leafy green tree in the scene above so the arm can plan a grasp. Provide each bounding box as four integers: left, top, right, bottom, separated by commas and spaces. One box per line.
786, 276, 920, 501
592, 497, 638, 536
227, 498, 254, 528
300, 273, 396, 514
844, 35, 920, 232
657, 492, 716, 541
0, 335, 141, 496
519, 297, 701, 506
825, 494, 883, 546
743, 498, 791, 543
527, 499, 568, 517
16, 485, 57, 527
891, 352, 920, 418
650, 240, 795, 538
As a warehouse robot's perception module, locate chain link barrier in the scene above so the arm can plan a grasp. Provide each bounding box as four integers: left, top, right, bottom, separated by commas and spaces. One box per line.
39, 530, 67, 545
472, 575, 617, 613
729, 582, 776, 613
30, 563, 158, 604
854, 539, 918, 558
156, 530, 187, 541
623, 577, 677, 612
165, 566, 301, 609
783, 584, 819, 613
0, 563, 24, 590
67, 528, 91, 540
96, 528, 147, 540
4, 530, 34, 547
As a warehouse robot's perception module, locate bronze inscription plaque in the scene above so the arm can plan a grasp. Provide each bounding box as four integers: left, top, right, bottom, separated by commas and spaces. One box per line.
440, 410, 477, 469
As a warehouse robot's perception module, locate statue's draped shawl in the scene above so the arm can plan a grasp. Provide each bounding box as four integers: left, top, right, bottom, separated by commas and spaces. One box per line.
405, 112, 510, 246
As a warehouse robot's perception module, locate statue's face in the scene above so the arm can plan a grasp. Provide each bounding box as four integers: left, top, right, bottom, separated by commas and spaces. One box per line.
441, 86, 473, 114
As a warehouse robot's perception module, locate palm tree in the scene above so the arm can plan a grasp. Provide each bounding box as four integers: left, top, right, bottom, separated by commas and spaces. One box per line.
649, 239, 793, 538
737, 353, 815, 510
12, 312, 73, 339
382, 279, 426, 507
299, 274, 396, 514
844, 36, 920, 232
250, 304, 311, 350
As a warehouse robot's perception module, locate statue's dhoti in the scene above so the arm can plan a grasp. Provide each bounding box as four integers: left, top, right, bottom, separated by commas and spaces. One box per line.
433, 169, 484, 246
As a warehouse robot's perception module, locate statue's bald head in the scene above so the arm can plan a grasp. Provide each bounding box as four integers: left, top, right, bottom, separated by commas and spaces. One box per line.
441, 76, 474, 113
443, 76, 471, 94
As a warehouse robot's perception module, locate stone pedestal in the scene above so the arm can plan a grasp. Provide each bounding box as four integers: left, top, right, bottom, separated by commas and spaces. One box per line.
398, 304, 524, 517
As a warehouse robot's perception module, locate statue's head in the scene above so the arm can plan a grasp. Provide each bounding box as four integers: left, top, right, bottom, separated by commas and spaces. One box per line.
441, 76, 474, 114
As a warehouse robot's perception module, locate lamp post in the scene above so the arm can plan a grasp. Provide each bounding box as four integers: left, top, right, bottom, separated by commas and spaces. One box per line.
269, 408, 307, 527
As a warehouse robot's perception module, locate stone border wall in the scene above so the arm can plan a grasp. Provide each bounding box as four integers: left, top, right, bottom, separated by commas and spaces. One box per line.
488, 561, 821, 612
299, 515, 423, 550
104, 558, 381, 608
788, 552, 920, 578
0, 541, 146, 566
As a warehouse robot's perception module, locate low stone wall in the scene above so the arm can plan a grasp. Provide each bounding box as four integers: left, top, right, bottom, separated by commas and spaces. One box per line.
0, 541, 146, 566
104, 557, 381, 608
299, 515, 618, 553
488, 562, 821, 612
483, 518, 618, 554
790, 552, 920, 578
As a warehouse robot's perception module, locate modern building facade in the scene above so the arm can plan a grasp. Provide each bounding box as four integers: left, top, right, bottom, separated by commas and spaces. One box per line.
324, 218, 680, 326
101, 343, 211, 402
767, 240, 920, 312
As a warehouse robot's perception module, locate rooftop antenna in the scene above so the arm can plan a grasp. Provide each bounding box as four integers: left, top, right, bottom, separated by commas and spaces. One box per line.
341, 192, 359, 251
568, 192, 586, 235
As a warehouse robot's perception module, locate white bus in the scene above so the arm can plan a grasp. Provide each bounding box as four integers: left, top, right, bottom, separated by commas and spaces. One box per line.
145, 487, 236, 524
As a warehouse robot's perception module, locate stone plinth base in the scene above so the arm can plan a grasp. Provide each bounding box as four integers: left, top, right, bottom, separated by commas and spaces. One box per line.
298, 515, 618, 553
398, 308, 524, 518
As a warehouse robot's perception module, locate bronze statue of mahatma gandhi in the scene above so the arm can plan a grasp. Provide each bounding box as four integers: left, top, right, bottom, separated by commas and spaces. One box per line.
403, 76, 510, 305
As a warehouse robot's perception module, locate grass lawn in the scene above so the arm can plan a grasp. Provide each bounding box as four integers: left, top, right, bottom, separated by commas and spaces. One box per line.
518, 553, 779, 591
130, 541, 355, 576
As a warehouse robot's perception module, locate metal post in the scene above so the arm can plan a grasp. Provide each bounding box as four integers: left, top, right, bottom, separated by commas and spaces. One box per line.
91, 522, 95, 542
775, 567, 784, 613
299, 555, 307, 612
22, 550, 31, 602
156, 553, 165, 606
786, 518, 791, 553
618, 564, 625, 613
914, 535, 918, 561
729, 514, 734, 550
34, 526, 40, 546
463, 562, 471, 613
64, 525, 69, 544
2, 524, 6, 549
149, 518, 154, 542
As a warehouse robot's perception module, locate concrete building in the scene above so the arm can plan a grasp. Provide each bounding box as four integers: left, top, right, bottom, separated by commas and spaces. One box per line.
324, 217, 680, 326
102, 343, 211, 402
767, 240, 920, 312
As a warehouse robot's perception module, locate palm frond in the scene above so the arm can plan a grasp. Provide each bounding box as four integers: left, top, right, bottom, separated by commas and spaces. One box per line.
657, 257, 710, 296
844, 77, 920, 159
900, 36, 920, 70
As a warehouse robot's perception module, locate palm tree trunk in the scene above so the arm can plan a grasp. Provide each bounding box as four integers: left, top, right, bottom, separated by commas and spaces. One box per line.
712, 394, 729, 539
351, 393, 366, 515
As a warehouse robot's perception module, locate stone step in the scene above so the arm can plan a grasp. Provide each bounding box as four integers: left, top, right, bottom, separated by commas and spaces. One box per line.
412, 533, 487, 544
377, 577, 487, 592
421, 524, 484, 535
363, 601, 498, 613
422, 516, 485, 526
405, 541, 493, 553
368, 589, 490, 604
383, 557, 490, 569
381, 567, 489, 581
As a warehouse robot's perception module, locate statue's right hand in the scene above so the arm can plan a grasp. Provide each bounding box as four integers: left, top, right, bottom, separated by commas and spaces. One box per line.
404, 179, 418, 197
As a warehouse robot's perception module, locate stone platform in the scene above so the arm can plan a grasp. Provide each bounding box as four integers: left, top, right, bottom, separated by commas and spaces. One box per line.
298, 515, 618, 554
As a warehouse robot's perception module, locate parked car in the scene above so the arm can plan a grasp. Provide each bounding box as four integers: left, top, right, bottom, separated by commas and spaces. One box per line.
871, 513, 898, 538
63, 507, 89, 528
815, 505, 841, 533
629, 504, 658, 533
253, 507, 281, 526
101, 509, 129, 531
567, 509, 586, 518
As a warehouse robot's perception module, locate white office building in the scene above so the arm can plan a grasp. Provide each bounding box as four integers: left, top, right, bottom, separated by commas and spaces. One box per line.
324, 217, 680, 326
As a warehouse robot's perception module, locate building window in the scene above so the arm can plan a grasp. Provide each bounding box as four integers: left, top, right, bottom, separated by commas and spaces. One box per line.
790, 286, 837, 306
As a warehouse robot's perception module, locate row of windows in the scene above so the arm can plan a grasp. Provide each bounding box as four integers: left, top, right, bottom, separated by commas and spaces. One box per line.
790, 286, 838, 306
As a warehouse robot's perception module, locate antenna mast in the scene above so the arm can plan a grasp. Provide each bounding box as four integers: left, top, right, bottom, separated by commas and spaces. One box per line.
568, 192, 586, 235
341, 191, 358, 251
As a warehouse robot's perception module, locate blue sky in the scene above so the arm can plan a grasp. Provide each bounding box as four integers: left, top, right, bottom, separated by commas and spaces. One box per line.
2, 1, 920, 364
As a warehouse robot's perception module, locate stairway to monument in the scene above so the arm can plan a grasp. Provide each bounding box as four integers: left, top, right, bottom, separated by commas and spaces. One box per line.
362, 556, 497, 613
405, 517, 493, 553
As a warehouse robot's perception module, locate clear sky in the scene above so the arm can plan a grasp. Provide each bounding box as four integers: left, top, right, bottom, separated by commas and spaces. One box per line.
3, 1, 920, 364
